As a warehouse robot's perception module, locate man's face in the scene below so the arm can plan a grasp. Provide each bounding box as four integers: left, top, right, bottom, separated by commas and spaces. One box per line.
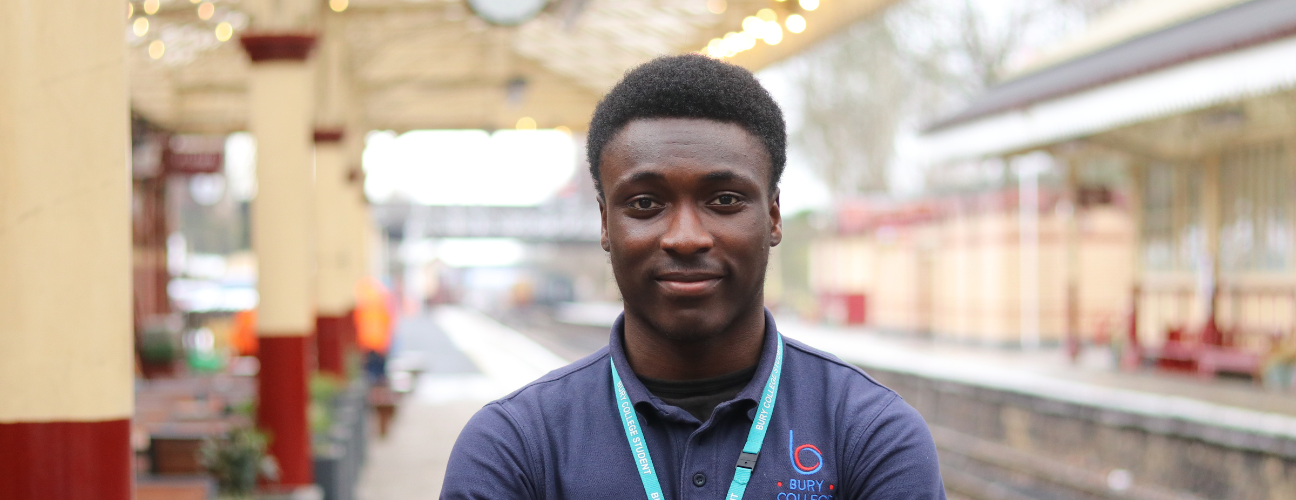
599, 117, 781, 341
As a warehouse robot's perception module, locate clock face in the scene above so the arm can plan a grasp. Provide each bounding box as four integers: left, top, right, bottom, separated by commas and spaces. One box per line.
466, 0, 550, 26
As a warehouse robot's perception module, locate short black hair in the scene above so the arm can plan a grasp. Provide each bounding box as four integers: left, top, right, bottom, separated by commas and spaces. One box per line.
586, 54, 786, 198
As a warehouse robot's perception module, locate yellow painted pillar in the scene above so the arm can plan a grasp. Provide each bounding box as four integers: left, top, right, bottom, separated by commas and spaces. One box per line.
0, 1, 133, 498
347, 145, 373, 289
342, 132, 368, 354
314, 128, 352, 375
313, 25, 358, 375
240, 33, 318, 486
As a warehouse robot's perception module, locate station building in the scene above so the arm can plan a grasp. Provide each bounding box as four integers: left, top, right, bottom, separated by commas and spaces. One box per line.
844, 0, 1296, 376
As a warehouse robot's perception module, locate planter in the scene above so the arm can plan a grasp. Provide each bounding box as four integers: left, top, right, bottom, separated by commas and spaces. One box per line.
255, 484, 323, 500
140, 359, 178, 379
136, 475, 216, 500
312, 380, 368, 500
151, 435, 206, 475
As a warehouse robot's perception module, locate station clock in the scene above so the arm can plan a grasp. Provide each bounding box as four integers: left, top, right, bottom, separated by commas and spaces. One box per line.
466, 0, 549, 26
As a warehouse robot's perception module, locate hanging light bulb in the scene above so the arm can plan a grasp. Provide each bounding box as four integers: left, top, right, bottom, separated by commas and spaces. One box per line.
786, 14, 806, 34
197, 2, 214, 20
721, 32, 742, 56
143, 0, 160, 15
127, 2, 134, 18
215, 21, 233, 41
148, 40, 165, 59
736, 31, 756, 51
706, 38, 724, 57
330, 0, 349, 12
133, 17, 149, 36
763, 23, 783, 45
799, 0, 819, 11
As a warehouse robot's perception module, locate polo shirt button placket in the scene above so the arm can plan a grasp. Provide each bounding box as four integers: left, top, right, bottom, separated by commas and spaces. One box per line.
692, 472, 707, 487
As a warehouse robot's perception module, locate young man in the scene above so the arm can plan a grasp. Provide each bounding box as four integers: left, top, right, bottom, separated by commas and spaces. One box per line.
441, 54, 945, 499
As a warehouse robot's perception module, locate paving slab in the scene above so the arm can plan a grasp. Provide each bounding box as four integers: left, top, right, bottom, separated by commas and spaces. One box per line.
355, 307, 566, 499
356, 399, 485, 500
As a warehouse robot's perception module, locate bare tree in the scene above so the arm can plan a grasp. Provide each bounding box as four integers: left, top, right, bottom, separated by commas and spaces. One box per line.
796, 20, 905, 195
790, 0, 1125, 197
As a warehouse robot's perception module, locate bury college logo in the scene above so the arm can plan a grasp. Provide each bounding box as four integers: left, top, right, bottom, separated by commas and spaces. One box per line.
788, 430, 822, 474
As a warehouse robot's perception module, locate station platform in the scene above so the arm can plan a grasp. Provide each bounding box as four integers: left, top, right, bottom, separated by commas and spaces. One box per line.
360, 306, 1296, 499
356, 308, 565, 500
779, 317, 1296, 429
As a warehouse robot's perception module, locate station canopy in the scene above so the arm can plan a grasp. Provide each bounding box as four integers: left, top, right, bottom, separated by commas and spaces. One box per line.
127, 0, 897, 134
916, 0, 1296, 165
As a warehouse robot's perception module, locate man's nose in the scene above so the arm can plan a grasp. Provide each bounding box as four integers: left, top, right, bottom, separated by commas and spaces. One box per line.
660, 203, 713, 255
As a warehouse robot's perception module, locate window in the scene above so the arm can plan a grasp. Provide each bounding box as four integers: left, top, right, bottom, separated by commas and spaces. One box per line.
1141, 163, 1202, 271
1220, 142, 1292, 272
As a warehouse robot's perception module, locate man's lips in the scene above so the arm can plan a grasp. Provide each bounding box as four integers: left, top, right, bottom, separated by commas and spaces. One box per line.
655, 271, 723, 296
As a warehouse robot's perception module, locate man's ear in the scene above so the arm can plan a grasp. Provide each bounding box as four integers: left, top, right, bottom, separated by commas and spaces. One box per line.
599, 197, 611, 252
769, 187, 782, 247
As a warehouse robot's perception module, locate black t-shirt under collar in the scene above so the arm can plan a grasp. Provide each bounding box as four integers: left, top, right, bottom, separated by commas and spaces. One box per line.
637, 365, 758, 422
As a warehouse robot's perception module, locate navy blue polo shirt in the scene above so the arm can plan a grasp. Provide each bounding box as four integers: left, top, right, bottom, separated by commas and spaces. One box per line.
441, 311, 945, 499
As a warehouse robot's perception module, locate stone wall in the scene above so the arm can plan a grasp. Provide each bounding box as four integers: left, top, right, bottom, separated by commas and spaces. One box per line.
868, 368, 1296, 500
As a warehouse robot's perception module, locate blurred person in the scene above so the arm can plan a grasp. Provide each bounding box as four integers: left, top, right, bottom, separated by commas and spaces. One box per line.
441, 55, 943, 499
356, 276, 400, 437
231, 309, 259, 356
355, 277, 394, 383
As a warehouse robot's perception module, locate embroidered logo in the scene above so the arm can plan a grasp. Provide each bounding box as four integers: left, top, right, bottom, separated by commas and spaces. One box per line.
788, 430, 823, 475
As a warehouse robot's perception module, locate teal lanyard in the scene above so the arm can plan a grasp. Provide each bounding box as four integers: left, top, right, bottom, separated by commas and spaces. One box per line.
610, 333, 784, 500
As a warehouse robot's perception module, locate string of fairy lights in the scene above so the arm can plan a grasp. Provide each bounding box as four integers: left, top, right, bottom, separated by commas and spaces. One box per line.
126, 0, 248, 64
702, 0, 819, 59
124, 0, 820, 65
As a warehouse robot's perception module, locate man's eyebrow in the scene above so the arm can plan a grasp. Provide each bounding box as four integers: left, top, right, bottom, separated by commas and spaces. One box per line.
701, 171, 738, 182
626, 171, 667, 183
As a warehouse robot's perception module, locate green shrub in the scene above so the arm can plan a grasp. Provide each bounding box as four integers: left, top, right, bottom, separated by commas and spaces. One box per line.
138, 325, 178, 363
198, 427, 278, 498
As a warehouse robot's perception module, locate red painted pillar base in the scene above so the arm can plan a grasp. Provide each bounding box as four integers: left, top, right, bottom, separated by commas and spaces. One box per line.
315, 315, 348, 377
344, 308, 359, 360
256, 335, 313, 486
0, 419, 131, 500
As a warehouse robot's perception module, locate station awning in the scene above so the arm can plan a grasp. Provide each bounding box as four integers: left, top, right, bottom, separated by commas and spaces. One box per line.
916, 0, 1296, 165
127, 0, 898, 134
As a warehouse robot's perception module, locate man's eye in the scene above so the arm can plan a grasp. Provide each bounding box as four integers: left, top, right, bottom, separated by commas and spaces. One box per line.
631, 198, 658, 210
714, 195, 738, 205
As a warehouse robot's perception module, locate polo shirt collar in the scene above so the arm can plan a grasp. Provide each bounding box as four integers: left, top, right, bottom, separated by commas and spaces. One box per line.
607, 309, 780, 421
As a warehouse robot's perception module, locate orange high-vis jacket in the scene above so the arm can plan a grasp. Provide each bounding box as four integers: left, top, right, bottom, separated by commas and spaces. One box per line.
354, 277, 393, 354
231, 309, 258, 356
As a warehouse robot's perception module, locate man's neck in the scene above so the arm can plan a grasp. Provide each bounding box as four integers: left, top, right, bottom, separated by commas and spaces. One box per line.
622, 307, 766, 381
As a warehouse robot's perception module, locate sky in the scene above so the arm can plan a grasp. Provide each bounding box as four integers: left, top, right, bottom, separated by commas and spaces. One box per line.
757, 66, 834, 214
362, 129, 578, 206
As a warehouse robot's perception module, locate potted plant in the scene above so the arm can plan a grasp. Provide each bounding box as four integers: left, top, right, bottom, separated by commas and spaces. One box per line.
198, 427, 279, 499
138, 322, 179, 379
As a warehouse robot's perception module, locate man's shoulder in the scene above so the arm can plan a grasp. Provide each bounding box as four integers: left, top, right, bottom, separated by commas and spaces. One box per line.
493, 345, 610, 407
781, 335, 935, 461
459, 346, 612, 452
783, 335, 897, 396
